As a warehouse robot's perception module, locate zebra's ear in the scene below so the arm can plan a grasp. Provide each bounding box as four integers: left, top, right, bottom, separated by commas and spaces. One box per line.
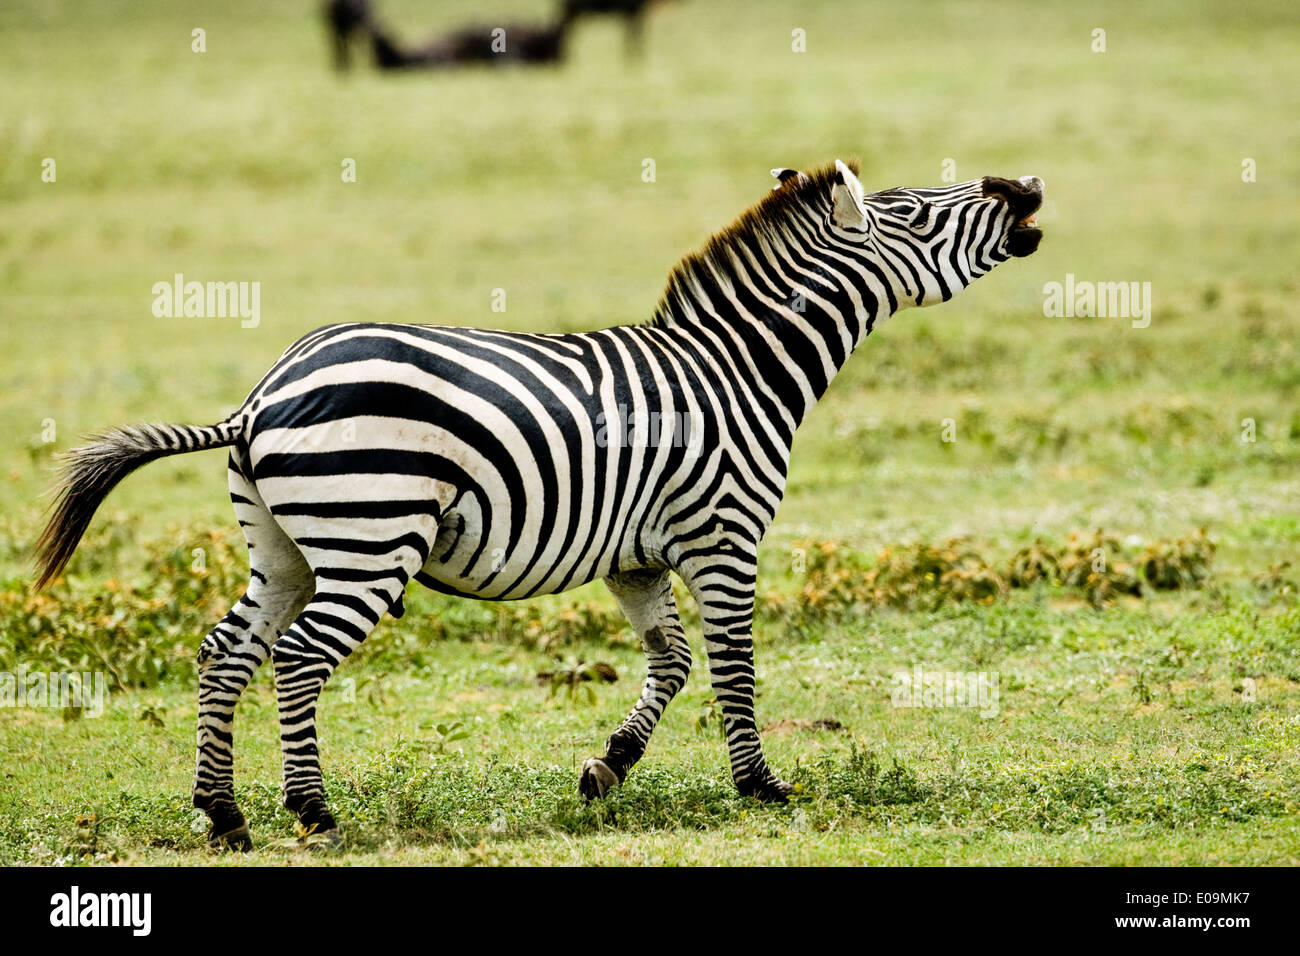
771, 167, 809, 191
830, 159, 869, 229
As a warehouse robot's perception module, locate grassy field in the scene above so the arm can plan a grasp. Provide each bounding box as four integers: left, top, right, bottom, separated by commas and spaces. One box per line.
1, 0, 1298, 865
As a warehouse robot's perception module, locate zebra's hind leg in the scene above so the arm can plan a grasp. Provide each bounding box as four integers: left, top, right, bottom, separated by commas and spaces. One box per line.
194, 459, 314, 850
580, 570, 693, 800
195, 587, 306, 851
270, 538, 432, 844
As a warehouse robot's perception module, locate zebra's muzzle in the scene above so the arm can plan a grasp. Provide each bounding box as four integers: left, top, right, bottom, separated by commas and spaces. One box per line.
983, 174, 1045, 258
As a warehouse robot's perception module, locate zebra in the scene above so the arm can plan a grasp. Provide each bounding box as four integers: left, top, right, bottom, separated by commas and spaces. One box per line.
34, 159, 1044, 849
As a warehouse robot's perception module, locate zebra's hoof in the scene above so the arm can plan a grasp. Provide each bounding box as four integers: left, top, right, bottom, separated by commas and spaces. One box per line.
306, 827, 344, 851
286, 794, 338, 834
579, 758, 620, 801
737, 776, 794, 803
208, 823, 254, 852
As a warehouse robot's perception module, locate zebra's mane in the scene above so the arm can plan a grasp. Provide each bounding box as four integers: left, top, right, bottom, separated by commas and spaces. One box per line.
647, 158, 857, 328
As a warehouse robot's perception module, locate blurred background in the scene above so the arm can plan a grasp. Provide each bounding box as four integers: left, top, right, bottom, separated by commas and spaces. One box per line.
1, 0, 1297, 578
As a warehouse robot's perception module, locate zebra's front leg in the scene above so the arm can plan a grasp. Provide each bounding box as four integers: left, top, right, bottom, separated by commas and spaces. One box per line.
580, 571, 693, 800
684, 555, 792, 802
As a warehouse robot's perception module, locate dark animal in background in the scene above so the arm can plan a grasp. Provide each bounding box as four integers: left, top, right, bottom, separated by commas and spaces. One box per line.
370, 17, 570, 69
323, 0, 373, 71
324, 0, 670, 71
562, 0, 666, 59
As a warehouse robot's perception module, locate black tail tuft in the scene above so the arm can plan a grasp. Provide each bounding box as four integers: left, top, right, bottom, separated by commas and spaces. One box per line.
33, 421, 238, 589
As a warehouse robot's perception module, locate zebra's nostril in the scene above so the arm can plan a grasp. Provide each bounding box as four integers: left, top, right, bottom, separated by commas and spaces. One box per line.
1017, 177, 1046, 212
981, 175, 1043, 213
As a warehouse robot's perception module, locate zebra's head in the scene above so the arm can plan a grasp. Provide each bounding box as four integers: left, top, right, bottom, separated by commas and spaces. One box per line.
814, 159, 1044, 309
653, 159, 1045, 333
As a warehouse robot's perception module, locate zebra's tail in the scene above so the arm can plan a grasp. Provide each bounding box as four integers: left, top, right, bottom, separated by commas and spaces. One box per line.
34, 419, 243, 589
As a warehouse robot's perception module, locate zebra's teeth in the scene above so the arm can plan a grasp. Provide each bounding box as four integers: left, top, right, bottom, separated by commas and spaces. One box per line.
1017, 214, 1038, 229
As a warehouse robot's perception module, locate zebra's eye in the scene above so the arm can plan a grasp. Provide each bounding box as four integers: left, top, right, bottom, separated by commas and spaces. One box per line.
910, 202, 933, 229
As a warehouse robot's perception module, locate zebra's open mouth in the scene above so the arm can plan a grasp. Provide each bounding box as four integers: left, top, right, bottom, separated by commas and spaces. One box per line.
989, 175, 1044, 258
1007, 205, 1043, 257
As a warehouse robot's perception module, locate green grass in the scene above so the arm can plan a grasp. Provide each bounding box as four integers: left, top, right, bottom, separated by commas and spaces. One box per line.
1, 0, 1298, 865
4, 574, 1299, 865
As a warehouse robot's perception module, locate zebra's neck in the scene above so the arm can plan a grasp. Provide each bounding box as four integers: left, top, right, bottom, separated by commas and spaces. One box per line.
645, 183, 890, 440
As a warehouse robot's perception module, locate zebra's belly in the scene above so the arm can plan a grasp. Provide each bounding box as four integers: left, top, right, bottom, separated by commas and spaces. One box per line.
414, 558, 605, 601
413, 495, 645, 601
